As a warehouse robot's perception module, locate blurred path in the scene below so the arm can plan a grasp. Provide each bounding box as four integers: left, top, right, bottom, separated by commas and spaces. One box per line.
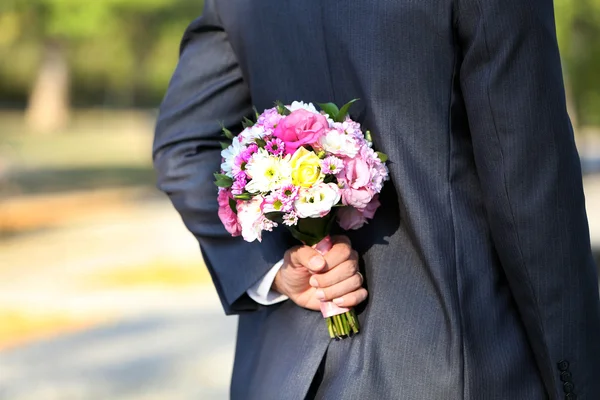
0, 308, 236, 400
0, 197, 237, 400
0, 177, 598, 400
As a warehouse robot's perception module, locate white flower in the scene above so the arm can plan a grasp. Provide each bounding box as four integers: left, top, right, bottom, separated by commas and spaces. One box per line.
245, 150, 292, 193
237, 196, 265, 242
294, 183, 341, 219
288, 101, 319, 114
220, 138, 244, 177
288, 101, 335, 127
238, 125, 267, 145
318, 129, 360, 158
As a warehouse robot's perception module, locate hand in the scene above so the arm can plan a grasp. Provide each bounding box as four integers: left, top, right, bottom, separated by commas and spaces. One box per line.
273, 236, 368, 311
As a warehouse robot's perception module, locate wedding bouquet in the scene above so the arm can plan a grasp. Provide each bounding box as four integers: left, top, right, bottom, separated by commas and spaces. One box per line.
214, 100, 389, 339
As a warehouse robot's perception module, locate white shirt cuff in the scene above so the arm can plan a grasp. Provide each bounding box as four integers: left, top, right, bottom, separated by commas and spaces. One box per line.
247, 259, 289, 305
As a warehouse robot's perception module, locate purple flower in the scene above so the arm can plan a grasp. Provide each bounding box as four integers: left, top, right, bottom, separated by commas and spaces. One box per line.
321, 156, 344, 175
265, 138, 285, 156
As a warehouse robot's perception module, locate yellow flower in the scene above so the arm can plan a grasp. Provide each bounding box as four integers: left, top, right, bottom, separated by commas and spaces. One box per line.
290, 147, 324, 188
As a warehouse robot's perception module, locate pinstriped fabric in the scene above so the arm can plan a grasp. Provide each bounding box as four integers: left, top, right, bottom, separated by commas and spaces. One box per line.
154, 0, 600, 399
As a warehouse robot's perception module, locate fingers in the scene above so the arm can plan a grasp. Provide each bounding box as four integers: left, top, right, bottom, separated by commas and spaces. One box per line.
332, 288, 368, 308
286, 245, 326, 273
309, 259, 358, 288
323, 236, 355, 269
314, 271, 364, 302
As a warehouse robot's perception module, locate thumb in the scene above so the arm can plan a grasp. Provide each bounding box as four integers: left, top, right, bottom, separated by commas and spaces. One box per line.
290, 246, 326, 273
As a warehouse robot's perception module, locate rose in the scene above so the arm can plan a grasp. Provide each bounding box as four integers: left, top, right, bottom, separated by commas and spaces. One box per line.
337, 207, 366, 230
361, 194, 381, 219
274, 109, 328, 154
295, 183, 341, 219
337, 195, 380, 230
318, 129, 359, 158
290, 147, 324, 188
217, 189, 241, 236
339, 157, 374, 209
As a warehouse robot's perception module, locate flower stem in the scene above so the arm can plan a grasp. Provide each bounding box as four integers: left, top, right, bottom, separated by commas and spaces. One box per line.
325, 310, 360, 339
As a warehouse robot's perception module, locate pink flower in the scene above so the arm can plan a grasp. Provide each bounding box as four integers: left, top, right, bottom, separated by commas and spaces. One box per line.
338, 157, 374, 209
265, 138, 285, 156
362, 194, 381, 219
321, 156, 343, 175
257, 107, 284, 131
274, 109, 328, 154
337, 195, 380, 231
279, 184, 299, 206
263, 192, 292, 213
217, 189, 241, 236
241, 144, 259, 163
282, 212, 298, 226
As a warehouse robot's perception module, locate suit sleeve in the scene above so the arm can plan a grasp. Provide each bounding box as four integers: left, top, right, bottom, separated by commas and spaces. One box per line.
153, 0, 292, 315
456, 0, 600, 397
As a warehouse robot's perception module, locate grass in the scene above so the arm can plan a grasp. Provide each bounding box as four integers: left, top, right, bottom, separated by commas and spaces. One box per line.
0, 110, 156, 196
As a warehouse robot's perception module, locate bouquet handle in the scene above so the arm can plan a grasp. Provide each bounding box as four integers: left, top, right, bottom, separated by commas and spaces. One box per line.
312, 236, 351, 318
312, 236, 360, 339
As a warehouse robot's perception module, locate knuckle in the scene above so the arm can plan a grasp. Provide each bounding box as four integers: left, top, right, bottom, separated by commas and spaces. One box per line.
339, 245, 352, 260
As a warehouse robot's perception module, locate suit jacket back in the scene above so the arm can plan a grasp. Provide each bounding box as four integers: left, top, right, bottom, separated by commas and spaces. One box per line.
153, 1, 600, 399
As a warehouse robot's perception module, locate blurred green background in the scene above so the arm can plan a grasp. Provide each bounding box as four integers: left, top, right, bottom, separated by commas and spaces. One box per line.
0, 1, 598, 399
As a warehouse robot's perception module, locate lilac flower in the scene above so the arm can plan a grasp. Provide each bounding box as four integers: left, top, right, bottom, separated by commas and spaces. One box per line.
231, 173, 248, 195
321, 156, 344, 175
257, 107, 284, 131
265, 138, 285, 156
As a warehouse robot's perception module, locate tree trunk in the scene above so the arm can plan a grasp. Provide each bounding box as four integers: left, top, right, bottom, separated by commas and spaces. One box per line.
25, 40, 70, 134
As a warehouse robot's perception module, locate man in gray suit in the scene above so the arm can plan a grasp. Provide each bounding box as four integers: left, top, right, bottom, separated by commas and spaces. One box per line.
153, 0, 600, 399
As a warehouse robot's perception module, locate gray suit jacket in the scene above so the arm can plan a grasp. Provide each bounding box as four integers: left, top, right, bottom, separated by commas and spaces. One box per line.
153, 1, 600, 399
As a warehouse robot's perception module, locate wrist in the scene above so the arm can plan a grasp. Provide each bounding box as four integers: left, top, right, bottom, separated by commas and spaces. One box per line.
272, 269, 286, 297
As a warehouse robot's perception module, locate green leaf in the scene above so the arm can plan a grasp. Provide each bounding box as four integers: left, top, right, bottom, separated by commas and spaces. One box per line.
335, 98, 359, 122
376, 152, 389, 163
317, 102, 340, 121
214, 173, 233, 188
275, 101, 292, 116
234, 193, 252, 200
323, 174, 336, 184
288, 226, 322, 246
364, 130, 373, 143
220, 123, 235, 140
220, 142, 231, 150
242, 117, 255, 129
229, 198, 237, 214
253, 106, 260, 120
265, 212, 284, 224
255, 138, 267, 148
